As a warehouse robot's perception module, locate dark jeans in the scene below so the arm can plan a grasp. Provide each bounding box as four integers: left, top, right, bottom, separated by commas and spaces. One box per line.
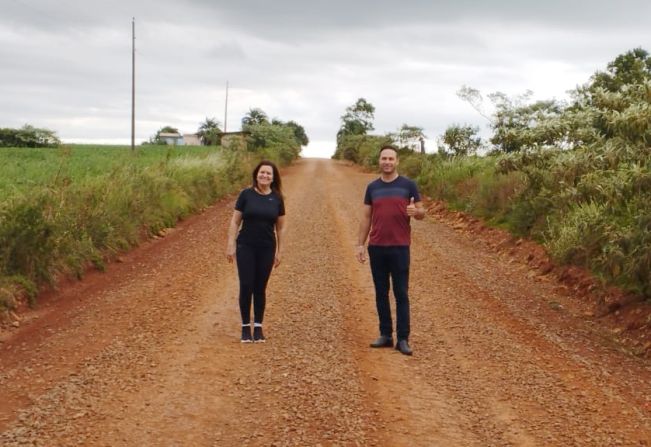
236, 243, 275, 325
368, 245, 411, 340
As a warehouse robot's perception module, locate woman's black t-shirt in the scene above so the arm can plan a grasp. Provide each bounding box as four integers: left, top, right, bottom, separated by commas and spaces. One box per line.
235, 188, 285, 247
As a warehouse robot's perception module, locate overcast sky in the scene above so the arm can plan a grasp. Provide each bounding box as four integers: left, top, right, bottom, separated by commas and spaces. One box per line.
1, 0, 649, 157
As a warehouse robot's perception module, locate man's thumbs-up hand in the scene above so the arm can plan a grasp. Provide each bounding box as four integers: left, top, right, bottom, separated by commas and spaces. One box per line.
406, 197, 417, 217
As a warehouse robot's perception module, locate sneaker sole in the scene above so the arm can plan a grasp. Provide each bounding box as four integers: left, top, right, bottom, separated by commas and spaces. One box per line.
240, 339, 253, 343
253, 339, 266, 343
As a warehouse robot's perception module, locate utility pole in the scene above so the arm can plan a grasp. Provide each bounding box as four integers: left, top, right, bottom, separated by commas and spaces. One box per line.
131, 17, 136, 151
224, 80, 229, 133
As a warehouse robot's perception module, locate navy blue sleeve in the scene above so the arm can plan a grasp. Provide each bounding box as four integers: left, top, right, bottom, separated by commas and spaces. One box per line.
279, 196, 286, 216
363, 185, 372, 205
409, 179, 421, 202
234, 189, 247, 211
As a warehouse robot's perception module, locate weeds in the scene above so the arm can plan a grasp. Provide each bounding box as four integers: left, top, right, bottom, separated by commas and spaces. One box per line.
0, 144, 281, 306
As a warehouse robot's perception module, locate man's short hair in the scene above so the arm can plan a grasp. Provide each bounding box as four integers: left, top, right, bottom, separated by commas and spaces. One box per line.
378, 144, 399, 157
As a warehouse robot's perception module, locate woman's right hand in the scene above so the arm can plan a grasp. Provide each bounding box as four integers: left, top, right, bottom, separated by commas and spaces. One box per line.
226, 244, 236, 263
226, 211, 243, 264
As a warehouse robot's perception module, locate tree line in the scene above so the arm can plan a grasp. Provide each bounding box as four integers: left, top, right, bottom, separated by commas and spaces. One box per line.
334, 47, 651, 159
2, 110, 308, 156
148, 110, 308, 150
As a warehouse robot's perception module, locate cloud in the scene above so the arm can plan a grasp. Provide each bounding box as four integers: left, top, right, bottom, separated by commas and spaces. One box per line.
1, 0, 649, 156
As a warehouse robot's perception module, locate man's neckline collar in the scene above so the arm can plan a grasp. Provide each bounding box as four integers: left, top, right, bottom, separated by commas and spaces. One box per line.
379, 174, 399, 183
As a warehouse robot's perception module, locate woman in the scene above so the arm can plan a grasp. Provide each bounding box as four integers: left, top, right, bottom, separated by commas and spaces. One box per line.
226, 160, 286, 343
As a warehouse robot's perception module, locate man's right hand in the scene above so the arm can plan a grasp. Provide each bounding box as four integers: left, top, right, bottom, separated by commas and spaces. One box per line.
356, 245, 366, 263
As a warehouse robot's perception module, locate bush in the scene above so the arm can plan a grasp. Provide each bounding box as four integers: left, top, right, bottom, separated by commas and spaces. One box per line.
333, 134, 393, 168
0, 125, 60, 148
0, 194, 59, 286
397, 154, 424, 179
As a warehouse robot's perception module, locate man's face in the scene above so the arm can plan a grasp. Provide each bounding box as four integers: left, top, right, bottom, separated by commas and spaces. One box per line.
379, 149, 398, 174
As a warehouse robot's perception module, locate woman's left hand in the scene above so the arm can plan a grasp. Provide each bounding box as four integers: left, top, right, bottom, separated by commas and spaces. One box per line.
274, 253, 282, 268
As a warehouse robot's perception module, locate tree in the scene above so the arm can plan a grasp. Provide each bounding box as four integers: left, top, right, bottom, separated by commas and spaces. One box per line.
271, 118, 309, 146
457, 86, 493, 123
146, 126, 179, 145
588, 48, 651, 94
159, 126, 178, 134
458, 86, 566, 153
489, 94, 564, 153
438, 124, 482, 156
336, 98, 375, 145
242, 108, 269, 128
239, 111, 308, 159
284, 120, 309, 146
458, 49, 651, 154
390, 124, 426, 152
197, 117, 222, 146
569, 48, 651, 142
245, 122, 301, 163
0, 124, 60, 148
332, 134, 393, 166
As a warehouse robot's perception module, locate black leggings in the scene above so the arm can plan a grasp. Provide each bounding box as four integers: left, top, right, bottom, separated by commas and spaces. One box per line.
236, 243, 276, 325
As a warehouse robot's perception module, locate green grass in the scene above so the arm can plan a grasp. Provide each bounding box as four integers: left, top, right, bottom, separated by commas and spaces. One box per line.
0, 144, 259, 309
0, 145, 220, 197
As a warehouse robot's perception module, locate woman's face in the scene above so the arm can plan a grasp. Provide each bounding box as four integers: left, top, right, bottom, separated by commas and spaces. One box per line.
257, 165, 274, 187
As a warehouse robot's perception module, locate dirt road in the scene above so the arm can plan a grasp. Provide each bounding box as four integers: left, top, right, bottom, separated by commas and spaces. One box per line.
2, 158, 651, 446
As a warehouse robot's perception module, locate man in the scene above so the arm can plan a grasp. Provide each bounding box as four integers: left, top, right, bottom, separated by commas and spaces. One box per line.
356, 145, 425, 356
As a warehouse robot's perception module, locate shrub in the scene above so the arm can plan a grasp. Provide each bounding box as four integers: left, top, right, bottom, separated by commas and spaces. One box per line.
0, 125, 60, 148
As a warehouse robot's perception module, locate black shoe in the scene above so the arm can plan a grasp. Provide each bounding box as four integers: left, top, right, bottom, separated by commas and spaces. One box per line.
241, 325, 253, 343
370, 335, 394, 348
253, 326, 266, 343
395, 339, 413, 356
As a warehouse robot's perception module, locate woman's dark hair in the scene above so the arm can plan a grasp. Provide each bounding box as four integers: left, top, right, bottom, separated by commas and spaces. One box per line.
252, 160, 283, 199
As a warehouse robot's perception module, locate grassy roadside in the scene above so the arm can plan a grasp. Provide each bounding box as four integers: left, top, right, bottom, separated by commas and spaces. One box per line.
420, 151, 650, 300
0, 144, 278, 311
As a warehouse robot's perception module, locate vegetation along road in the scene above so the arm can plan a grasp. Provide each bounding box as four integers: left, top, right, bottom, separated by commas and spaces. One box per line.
2, 158, 651, 446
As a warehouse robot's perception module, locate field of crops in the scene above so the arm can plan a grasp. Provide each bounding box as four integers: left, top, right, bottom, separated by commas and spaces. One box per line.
0, 145, 226, 196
